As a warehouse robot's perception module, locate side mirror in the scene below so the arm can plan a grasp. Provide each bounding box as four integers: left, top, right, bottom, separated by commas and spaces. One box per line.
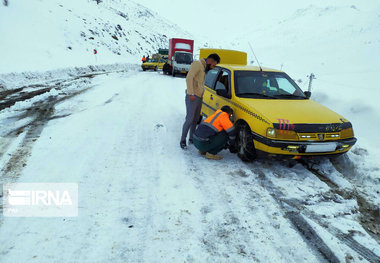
304, 91, 311, 98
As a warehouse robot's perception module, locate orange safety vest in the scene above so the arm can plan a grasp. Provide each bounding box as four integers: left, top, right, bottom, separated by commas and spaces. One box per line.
142, 57, 146, 62
203, 110, 234, 133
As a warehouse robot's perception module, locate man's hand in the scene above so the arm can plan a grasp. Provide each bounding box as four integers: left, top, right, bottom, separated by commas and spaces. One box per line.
189, 95, 196, 102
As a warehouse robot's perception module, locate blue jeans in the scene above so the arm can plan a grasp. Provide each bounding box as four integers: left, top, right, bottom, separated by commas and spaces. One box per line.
180, 94, 202, 142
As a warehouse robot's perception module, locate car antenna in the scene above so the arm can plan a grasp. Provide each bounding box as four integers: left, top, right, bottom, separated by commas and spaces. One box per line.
248, 42, 263, 72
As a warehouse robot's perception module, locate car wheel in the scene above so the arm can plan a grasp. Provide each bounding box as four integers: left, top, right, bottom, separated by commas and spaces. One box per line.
172, 69, 176, 77
154, 66, 158, 71
143, 68, 146, 71
237, 123, 257, 162
163, 64, 169, 75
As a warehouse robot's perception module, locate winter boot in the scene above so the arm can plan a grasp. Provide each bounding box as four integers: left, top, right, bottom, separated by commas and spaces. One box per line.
180, 141, 187, 149
205, 152, 223, 160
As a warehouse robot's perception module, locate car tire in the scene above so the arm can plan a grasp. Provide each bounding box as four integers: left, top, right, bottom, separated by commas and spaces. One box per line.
143, 68, 146, 71
163, 63, 169, 75
154, 66, 158, 71
236, 123, 257, 162
172, 68, 176, 77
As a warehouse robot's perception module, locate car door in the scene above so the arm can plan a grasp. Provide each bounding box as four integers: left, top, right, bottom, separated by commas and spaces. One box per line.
201, 68, 220, 118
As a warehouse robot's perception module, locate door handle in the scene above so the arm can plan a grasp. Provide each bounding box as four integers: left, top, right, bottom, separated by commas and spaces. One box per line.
210, 95, 213, 100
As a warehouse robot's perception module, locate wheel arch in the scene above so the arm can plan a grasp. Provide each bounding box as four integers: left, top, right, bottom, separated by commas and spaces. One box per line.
234, 119, 252, 131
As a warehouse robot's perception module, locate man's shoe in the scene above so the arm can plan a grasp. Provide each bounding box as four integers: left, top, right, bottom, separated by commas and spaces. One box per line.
188, 138, 194, 145
180, 141, 187, 149
205, 152, 223, 160
198, 150, 206, 155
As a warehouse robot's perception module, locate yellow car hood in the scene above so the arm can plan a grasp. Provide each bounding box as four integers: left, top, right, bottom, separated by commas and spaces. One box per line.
238, 98, 346, 124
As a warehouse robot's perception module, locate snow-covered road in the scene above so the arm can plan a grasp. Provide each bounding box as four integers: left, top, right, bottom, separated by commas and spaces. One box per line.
0, 70, 379, 262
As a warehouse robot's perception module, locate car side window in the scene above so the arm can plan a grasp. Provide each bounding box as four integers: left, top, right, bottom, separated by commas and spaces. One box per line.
205, 69, 219, 88
213, 70, 231, 98
214, 70, 230, 92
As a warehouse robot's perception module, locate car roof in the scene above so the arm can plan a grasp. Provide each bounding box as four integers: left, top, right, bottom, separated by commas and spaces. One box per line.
217, 64, 284, 73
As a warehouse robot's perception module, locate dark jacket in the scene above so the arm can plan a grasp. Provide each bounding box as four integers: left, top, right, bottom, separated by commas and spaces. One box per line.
195, 110, 236, 144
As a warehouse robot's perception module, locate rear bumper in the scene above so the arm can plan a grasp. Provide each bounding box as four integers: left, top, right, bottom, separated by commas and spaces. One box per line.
252, 132, 357, 157
141, 65, 157, 70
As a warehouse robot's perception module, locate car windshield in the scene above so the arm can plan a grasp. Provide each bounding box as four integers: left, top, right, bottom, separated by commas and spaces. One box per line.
175, 53, 193, 64
234, 71, 307, 99
150, 59, 158, 62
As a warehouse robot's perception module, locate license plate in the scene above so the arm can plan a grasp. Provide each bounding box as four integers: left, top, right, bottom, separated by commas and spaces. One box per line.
181, 70, 187, 73
305, 143, 337, 153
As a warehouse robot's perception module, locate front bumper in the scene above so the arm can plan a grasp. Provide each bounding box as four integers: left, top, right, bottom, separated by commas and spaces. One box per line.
173, 67, 189, 74
252, 132, 357, 156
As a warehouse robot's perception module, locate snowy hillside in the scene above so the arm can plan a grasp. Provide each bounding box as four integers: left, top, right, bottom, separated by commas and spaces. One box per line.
0, 0, 194, 73
233, 4, 380, 91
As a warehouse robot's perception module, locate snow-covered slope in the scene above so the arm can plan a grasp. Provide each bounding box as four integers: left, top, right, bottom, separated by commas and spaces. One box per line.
233, 4, 380, 86
0, 0, 194, 73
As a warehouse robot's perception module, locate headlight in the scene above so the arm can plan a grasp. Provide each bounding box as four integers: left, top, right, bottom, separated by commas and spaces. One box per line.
267, 128, 299, 140
267, 128, 276, 138
340, 128, 354, 138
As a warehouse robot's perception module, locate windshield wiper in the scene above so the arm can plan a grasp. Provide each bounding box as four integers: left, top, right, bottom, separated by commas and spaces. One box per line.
274, 94, 307, 99
237, 93, 278, 99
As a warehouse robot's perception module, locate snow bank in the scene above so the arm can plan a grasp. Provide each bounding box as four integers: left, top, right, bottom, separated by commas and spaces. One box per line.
0, 63, 137, 91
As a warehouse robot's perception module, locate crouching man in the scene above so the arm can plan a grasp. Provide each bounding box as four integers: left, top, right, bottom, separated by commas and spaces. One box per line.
193, 106, 236, 160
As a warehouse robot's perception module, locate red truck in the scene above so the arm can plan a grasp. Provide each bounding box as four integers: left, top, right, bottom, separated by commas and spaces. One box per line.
163, 38, 194, 77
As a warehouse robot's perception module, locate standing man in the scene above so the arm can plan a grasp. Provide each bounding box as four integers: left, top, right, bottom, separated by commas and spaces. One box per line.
180, 53, 220, 149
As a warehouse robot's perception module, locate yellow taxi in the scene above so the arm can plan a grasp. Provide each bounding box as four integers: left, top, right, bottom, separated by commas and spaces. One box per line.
141, 56, 167, 71
199, 49, 357, 161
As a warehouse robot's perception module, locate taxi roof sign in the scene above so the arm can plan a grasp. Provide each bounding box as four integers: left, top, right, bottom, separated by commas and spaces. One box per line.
199, 49, 247, 65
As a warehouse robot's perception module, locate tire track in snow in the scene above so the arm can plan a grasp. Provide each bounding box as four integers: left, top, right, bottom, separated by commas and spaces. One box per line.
252, 164, 339, 263
303, 160, 380, 263
0, 84, 94, 182
0, 70, 125, 111
329, 155, 380, 243
0, 75, 99, 230
251, 162, 380, 263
